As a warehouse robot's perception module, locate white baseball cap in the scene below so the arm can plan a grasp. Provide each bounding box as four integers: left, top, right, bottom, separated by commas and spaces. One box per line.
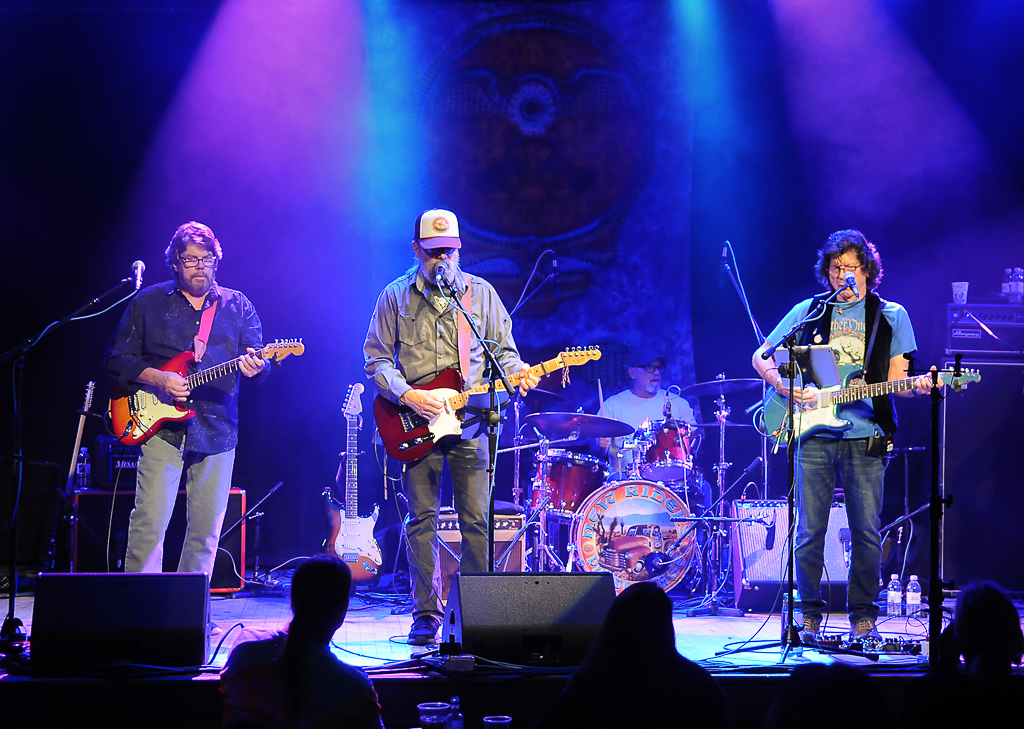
414, 209, 462, 249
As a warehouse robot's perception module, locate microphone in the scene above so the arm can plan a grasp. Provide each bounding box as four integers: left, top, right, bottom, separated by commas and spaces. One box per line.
718, 243, 729, 287
843, 270, 859, 298
764, 511, 777, 552
131, 260, 146, 291
435, 262, 448, 289
663, 391, 672, 420
838, 527, 852, 570
553, 257, 559, 299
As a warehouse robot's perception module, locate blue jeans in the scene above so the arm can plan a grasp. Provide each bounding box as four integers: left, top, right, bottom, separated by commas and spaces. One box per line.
127, 435, 235, 576
404, 436, 490, 619
795, 437, 884, 624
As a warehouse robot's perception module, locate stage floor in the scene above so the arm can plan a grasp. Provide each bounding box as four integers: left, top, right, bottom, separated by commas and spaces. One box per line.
6, 585, 1020, 728
10, 585, 936, 671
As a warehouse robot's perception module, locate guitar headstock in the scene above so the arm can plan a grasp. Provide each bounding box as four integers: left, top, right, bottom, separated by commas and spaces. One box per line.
343, 382, 365, 418
261, 338, 305, 362
83, 381, 95, 410
938, 368, 981, 393
557, 346, 602, 367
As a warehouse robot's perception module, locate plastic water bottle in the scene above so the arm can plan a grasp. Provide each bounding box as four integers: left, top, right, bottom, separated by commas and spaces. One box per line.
1002, 268, 1013, 300
75, 446, 91, 489
886, 574, 902, 617
906, 575, 922, 618
1012, 268, 1024, 304
448, 696, 464, 729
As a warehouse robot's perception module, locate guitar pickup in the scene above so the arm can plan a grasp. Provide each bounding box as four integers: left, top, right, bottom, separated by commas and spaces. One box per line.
399, 412, 428, 432
399, 434, 434, 451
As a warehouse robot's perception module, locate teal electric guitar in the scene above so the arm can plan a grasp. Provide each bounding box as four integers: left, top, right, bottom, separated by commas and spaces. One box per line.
762, 366, 980, 445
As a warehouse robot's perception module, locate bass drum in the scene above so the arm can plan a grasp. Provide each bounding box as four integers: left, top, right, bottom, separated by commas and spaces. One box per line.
573, 480, 697, 594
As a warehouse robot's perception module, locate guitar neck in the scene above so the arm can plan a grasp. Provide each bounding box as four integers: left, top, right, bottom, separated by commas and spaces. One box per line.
828, 376, 920, 405
185, 351, 263, 389
345, 415, 358, 515
446, 355, 564, 410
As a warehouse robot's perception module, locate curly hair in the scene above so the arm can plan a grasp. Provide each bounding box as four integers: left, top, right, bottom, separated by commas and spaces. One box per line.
814, 229, 883, 292
164, 221, 223, 269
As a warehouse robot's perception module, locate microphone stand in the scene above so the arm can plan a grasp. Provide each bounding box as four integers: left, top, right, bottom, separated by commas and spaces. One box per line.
1, 275, 136, 658
757, 282, 852, 662
437, 272, 515, 572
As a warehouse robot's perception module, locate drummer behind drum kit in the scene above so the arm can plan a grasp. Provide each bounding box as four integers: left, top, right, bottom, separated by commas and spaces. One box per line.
506, 376, 765, 597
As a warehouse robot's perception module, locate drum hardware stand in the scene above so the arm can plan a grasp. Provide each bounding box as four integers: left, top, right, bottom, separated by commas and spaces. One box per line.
527, 432, 577, 573
687, 381, 743, 618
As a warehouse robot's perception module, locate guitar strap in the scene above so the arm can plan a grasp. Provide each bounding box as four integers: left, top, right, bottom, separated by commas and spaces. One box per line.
860, 302, 884, 379
458, 280, 473, 380
193, 300, 218, 363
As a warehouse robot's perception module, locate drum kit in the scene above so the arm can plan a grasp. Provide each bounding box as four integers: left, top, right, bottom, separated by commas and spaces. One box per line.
500, 376, 765, 596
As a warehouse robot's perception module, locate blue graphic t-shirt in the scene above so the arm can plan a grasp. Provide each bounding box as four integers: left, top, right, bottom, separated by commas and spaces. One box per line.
766, 296, 917, 438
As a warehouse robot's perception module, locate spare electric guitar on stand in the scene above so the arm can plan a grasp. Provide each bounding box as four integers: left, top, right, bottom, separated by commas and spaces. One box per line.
324, 383, 383, 585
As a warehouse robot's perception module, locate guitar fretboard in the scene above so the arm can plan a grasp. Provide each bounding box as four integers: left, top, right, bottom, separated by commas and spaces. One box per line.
823, 376, 920, 407
445, 350, 598, 410
185, 353, 255, 388
346, 415, 359, 514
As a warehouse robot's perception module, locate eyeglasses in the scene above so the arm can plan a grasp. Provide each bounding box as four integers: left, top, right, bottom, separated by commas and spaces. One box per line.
422, 247, 457, 259
180, 254, 217, 268
828, 263, 861, 275
636, 364, 665, 374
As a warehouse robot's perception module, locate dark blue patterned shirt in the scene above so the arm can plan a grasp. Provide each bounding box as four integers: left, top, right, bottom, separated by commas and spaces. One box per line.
106, 280, 264, 454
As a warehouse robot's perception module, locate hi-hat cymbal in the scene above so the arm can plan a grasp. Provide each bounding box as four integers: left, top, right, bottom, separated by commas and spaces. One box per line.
524, 412, 634, 439
678, 378, 762, 398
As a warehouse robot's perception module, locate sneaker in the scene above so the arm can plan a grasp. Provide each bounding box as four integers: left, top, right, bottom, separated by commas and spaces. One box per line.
799, 616, 820, 645
850, 618, 880, 640
408, 614, 442, 646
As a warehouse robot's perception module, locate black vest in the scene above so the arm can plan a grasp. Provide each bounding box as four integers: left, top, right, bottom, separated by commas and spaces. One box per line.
799, 292, 897, 436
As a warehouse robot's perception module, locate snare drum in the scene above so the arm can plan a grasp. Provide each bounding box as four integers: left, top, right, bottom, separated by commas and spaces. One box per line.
572, 480, 697, 594
534, 449, 608, 513
639, 419, 693, 482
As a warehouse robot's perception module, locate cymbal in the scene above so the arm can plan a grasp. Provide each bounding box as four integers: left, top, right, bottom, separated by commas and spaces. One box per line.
678, 378, 763, 398
692, 420, 754, 428
524, 412, 634, 438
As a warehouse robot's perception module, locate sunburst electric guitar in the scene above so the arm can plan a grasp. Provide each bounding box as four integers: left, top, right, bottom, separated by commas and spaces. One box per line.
324, 383, 383, 584
374, 346, 602, 462
109, 339, 305, 445
762, 365, 981, 445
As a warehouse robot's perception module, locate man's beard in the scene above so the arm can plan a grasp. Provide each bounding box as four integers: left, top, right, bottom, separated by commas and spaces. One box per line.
179, 271, 213, 296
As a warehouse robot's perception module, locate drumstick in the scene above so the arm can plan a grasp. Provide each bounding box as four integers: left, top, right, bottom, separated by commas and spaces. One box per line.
597, 378, 605, 415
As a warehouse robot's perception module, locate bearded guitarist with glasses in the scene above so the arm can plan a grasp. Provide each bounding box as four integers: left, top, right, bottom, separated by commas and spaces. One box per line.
105, 221, 267, 580
752, 229, 934, 646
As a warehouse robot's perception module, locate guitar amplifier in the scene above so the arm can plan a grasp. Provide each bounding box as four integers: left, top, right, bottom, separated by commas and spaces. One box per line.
72, 488, 246, 593
92, 435, 141, 488
439, 512, 526, 602
731, 499, 849, 612
947, 304, 1024, 357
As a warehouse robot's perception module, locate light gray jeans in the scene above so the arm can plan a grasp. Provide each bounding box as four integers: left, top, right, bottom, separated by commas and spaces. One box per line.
125, 435, 235, 576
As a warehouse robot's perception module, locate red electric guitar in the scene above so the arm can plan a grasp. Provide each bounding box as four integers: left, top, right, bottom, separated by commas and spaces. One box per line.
374, 346, 602, 462
108, 339, 304, 445
324, 383, 383, 584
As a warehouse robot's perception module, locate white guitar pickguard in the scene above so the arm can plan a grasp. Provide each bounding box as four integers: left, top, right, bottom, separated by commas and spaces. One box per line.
425, 387, 463, 441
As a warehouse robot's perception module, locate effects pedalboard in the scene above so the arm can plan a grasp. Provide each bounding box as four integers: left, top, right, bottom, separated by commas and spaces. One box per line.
817, 633, 924, 655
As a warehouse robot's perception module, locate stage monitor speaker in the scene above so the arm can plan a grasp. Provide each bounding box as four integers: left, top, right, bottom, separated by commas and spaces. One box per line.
442, 572, 615, 667
731, 500, 849, 612
72, 488, 246, 593
31, 572, 209, 669
438, 512, 525, 602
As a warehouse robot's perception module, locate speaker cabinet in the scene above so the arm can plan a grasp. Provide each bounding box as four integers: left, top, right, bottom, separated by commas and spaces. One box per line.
731, 500, 850, 612
72, 488, 246, 593
438, 512, 526, 602
941, 359, 1024, 590
442, 572, 615, 666
30, 572, 209, 669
